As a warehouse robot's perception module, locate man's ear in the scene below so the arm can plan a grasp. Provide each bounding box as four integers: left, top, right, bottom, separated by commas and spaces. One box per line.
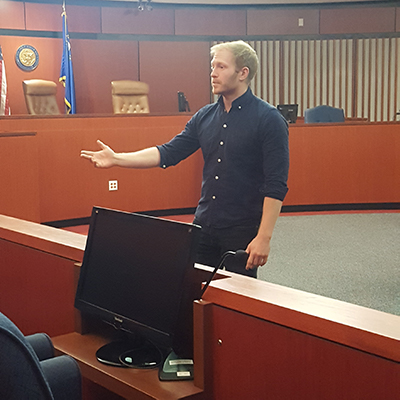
239, 67, 250, 82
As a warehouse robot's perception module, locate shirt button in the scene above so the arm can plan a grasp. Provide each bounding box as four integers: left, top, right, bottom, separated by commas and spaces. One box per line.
238, 105, 242, 109
212, 196, 216, 200
162, 164, 167, 169
223, 123, 227, 128
217, 158, 222, 163
215, 176, 219, 180
220, 141, 224, 146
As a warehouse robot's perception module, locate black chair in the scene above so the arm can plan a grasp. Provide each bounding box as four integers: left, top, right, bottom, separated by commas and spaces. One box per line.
304, 105, 345, 123
0, 312, 81, 400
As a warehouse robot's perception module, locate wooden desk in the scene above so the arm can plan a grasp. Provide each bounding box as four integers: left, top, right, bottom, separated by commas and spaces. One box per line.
52, 332, 204, 400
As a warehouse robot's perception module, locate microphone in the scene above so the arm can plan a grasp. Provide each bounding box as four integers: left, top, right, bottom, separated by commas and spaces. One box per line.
200, 250, 249, 298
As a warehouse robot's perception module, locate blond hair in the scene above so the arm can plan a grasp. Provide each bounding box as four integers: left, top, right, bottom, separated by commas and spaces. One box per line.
210, 40, 259, 83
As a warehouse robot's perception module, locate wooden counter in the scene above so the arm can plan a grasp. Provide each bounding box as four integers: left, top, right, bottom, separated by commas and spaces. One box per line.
0, 115, 399, 224
52, 332, 204, 400
0, 113, 202, 223
285, 120, 400, 207
1, 213, 399, 399
0, 214, 86, 336
197, 271, 400, 399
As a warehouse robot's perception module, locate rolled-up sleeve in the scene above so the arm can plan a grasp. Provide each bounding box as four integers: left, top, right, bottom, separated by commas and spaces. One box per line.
157, 116, 201, 169
259, 109, 289, 201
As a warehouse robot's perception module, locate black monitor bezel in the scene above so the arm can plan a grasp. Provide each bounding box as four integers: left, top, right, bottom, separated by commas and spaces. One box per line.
74, 206, 201, 353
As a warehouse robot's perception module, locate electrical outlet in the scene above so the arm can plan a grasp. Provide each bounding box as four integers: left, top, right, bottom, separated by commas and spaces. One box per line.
298, 18, 304, 27
109, 180, 118, 191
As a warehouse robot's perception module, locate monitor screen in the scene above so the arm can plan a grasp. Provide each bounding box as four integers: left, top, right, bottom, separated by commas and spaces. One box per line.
277, 104, 298, 123
75, 207, 201, 369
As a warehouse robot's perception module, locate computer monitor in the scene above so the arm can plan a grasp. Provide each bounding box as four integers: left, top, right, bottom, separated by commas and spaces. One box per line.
277, 104, 298, 123
178, 91, 191, 112
75, 206, 201, 376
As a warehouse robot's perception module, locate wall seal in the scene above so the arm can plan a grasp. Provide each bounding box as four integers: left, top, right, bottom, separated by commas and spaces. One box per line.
15, 45, 39, 71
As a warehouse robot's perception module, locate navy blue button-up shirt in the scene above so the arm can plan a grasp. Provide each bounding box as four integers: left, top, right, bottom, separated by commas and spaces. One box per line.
157, 88, 289, 229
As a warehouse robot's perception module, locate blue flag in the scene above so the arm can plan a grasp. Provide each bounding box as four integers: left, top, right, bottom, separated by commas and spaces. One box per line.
59, 2, 76, 114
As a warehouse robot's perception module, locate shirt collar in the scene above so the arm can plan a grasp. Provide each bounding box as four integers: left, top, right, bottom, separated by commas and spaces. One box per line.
217, 87, 253, 111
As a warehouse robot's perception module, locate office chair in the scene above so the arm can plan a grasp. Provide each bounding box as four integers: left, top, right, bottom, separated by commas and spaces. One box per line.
304, 105, 345, 123
0, 311, 81, 400
111, 80, 150, 114
22, 79, 61, 115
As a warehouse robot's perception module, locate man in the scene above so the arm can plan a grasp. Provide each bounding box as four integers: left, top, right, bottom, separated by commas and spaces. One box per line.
81, 40, 289, 278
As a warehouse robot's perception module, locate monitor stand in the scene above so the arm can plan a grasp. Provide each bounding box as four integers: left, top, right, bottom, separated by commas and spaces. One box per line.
96, 338, 163, 369
159, 350, 194, 381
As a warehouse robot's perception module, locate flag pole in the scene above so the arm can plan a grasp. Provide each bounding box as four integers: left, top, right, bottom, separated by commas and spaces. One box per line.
59, 0, 76, 114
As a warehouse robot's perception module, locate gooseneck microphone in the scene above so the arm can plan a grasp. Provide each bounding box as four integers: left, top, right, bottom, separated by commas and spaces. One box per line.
200, 250, 249, 298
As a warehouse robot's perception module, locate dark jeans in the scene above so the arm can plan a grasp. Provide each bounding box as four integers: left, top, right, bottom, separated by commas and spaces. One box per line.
193, 219, 259, 278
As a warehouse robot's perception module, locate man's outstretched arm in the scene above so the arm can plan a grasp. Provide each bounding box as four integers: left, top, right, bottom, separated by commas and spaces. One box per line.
81, 140, 160, 169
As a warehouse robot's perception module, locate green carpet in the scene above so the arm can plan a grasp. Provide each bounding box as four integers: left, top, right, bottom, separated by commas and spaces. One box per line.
259, 212, 400, 316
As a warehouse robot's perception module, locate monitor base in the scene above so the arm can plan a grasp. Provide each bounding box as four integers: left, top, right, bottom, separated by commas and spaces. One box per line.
96, 339, 163, 369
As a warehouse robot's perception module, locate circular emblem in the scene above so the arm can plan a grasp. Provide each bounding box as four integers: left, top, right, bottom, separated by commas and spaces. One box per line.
15, 45, 39, 71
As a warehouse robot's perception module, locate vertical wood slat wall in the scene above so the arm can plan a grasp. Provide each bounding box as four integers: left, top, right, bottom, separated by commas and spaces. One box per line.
214, 38, 400, 122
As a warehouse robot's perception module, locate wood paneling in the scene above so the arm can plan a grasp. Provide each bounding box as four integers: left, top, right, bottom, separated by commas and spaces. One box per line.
175, 8, 246, 36
320, 7, 396, 35
139, 41, 211, 114
0, 35, 64, 115
0, 239, 77, 336
0, 213, 84, 336
2, 1, 400, 117
355, 37, 400, 122
200, 269, 400, 398
72, 40, 139, 114
25, 3, 101, 33
25, 3, 61, 32
1, 116, 399, 222
1, 37, 208, 115
274, 39, 354, 117
64, 5, 101, 34
0, 1, 25, 30
397, 7, 400, 32
0, 134, 40, 221
101, 6, 174, 35
202, 271, 400, 363
1, 213, 399, 399
248, 37, 399, 122
249, 40, 281, 106
285, 122, 400, 206
247, 8, 319, 36
0, 114, 202, 223
209, 304, 400, 400
0, 36, 139, 115
35, 116, 202, 222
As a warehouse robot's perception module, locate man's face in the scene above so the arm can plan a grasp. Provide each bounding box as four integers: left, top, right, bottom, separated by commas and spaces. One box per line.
210, 49, 243, 97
